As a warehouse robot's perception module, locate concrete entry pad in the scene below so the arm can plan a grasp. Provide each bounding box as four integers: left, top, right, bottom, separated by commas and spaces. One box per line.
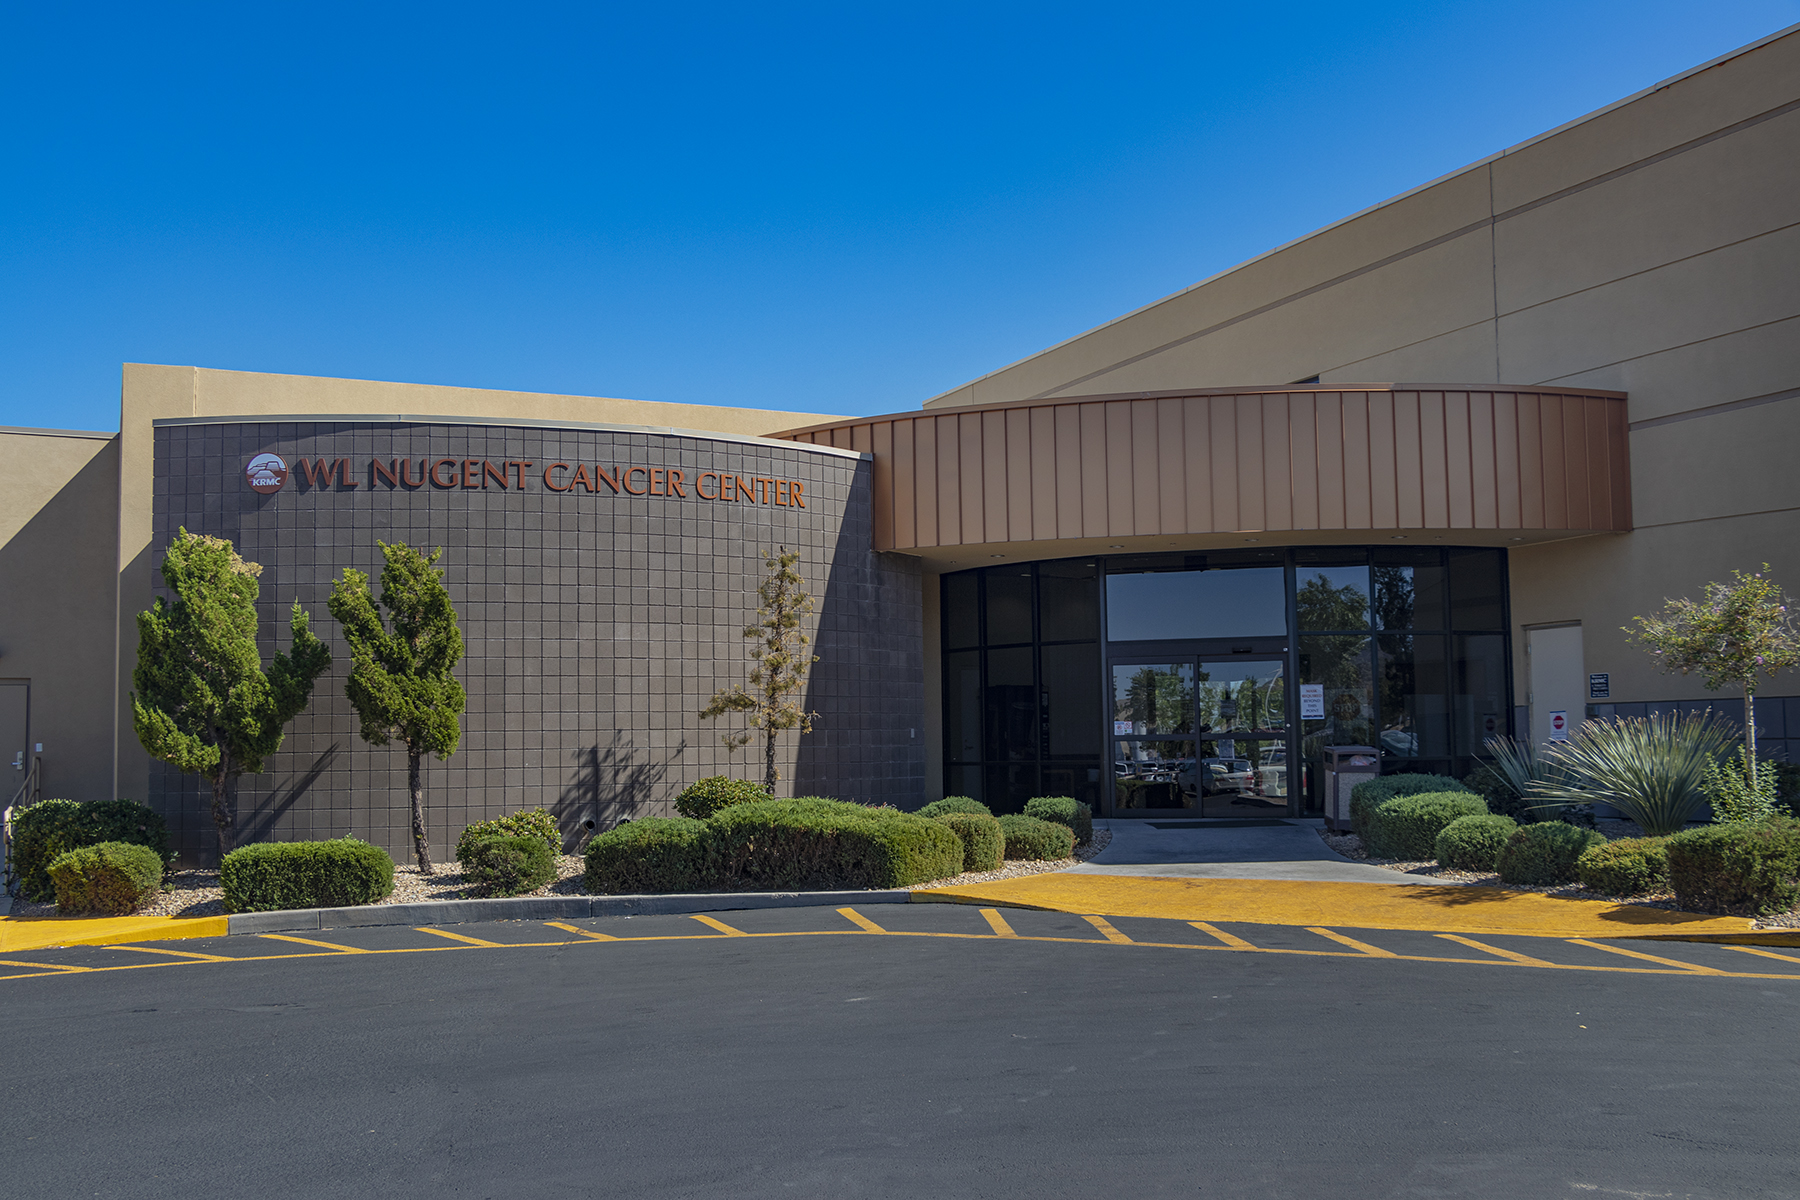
1072, 817, 1431, 884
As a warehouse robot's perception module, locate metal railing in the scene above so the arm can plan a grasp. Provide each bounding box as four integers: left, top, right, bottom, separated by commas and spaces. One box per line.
3, 755, 41, 897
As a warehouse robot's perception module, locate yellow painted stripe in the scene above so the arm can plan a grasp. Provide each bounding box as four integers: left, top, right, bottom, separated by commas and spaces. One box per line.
979, 908, 1019, 938
0, 957, 91, 972
1727, 946, 1800, 966
1189, 921, 1256, 949
837, 907, 887, 934
1437, 934, 1557, 966
0, 914, 231, 953
1082, 915, 1133, 944
108, 945, 234, 962
543, 921, 619, 941
688, 914, 747, 936
1309, 927, 1397, 957
414, 927, 506, 948
260, 934, 371, 953
1566, 939, 1728, 975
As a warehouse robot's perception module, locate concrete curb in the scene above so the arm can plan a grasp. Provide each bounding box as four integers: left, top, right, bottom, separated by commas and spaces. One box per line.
225, 889, 914, 934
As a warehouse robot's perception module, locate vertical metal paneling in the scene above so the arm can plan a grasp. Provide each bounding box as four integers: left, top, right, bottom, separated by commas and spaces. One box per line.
1156, 396, 1187, 535
1079, 404, 1109, 539
1607, 399, 1632, 531
1340, 393, 1371, 529
1419, 392, 1450, 528
1209, 396, 1239, 531
1004, 407, 1032, 541
1183, 396, 1212, 531
1029, 406, 1056, 542
1314, 393, 1345, 530
1516, 394, 1544, 528
1262, 393, 1293, 531
914, 417, 939, 547
1131, 399, 1161, 535
1539, 394, 1568, 528
1368, 391, 1397, 528
1235, 395, 1265, 531
1393, 391, 1424, 527
1290, 391, 1319, 530
1469, 394, 1498, 528
893, 418, 917, 549
1105, 401, 1135, 537
980, 409, 1007, 543
955, 413, 982, 545
1054, 405, 1083, 539
1445, 391, 1474, 528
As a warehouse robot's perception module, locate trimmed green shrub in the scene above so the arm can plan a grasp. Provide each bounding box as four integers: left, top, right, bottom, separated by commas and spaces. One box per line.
219, 839, 396, 912
583, 817, 713, 895
1495, 822, 1604, 886
455, 808, 562, 864
673, 776, 770, 820
1576, 837, 1671, 897
997, 814, 1076, 860
1665, 817, 1800, 916
1463, 763, 1537, 824
12, 798, 171, 902
707, 799, 963, 889
464, 834, 556, 897
1349, 774, 1469, 841
935, 812, 1003, 873
1365, 792, 1488, 859
1434, 814, 1519, 871
1025, 796, 1092, 845
918, 795, 992, 819
47, 842, 164, 915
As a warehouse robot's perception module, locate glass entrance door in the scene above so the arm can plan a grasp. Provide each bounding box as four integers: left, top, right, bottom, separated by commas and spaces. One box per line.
1194, 659, 1287, 817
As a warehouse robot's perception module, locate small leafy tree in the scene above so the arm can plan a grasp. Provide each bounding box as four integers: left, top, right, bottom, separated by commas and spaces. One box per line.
700, 548, 820, 794
328, 542, 466, 873
1625, 565, 1800, 790
132, 529, 331, 857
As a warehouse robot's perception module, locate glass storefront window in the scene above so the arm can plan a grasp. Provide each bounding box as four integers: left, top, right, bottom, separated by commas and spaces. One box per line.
1042, 642, 1100, 756
985, 647, 1036, 761
1371, 549, 1449, 630
1453, 634, 1509, 755
944, 573, 979, 650
1377, 634, 1450, 759
1040, 560, 1099, 642
984, 567, 1034, 646
1106, 567, 1286, 641
1450, 548, 1506, 631
1296, 563, 1370, 631
1298, 633, 1374, 810
945, 650, 981, 763
1111, 662, 1195, 736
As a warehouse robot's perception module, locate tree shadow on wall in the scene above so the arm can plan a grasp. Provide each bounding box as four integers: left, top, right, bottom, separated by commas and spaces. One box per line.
239, 741, 343, 846
557, 732, 688, 847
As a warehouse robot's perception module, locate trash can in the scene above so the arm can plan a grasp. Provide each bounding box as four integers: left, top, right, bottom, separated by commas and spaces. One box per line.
1322, 745, 1379, 832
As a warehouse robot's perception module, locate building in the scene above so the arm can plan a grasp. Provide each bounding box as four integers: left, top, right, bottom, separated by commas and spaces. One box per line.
3, 25, 1797, 861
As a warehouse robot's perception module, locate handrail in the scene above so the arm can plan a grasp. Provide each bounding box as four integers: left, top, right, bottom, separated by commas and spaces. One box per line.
3, 756, 41, 897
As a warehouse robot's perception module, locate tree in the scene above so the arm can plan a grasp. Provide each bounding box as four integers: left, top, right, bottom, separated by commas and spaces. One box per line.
700, 548, 820, 793
132, 529, 331, 857
328, 542, 466, 873
1625, 564, 1800, 789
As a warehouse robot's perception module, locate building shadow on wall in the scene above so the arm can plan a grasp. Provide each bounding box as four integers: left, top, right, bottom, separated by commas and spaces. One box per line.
557, 732, 688, 849
240, 741, 342, 845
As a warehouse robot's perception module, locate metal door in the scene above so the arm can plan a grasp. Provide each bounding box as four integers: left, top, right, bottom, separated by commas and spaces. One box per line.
0, 682, 27, 803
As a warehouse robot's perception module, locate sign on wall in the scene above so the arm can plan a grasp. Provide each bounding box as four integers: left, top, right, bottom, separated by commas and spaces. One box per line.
1548, 710, 1569, 740
1589, 673, 1610, 699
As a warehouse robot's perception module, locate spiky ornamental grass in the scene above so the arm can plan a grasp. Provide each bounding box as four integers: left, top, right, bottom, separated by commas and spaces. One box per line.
1530, 711, 1736, 836
132, 530, 331, 856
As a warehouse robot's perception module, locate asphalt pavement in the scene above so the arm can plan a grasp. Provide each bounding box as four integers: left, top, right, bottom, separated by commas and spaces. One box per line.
4, 904, 1799, 1199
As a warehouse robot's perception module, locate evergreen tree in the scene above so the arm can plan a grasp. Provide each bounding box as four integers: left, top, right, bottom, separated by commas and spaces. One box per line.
132, 529, 331, 857
700, 548, 820, 793
329, 542, 466, 872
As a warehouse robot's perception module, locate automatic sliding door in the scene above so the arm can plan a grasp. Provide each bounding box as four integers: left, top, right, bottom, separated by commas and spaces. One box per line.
1196, 659, 1288, 817
1110, 661, 1196, 810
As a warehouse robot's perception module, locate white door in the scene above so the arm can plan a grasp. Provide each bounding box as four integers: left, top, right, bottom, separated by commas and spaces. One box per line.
1526, 625, 1584, 748
0, 682, 27, 803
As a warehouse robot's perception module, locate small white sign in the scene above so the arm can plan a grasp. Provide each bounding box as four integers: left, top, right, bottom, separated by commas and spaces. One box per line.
1300, 684, 1325, 719
1113, 720, 1134, 736
1549, 710, 1569, 740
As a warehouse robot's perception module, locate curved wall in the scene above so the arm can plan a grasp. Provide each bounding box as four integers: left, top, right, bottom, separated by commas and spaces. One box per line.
149, 417, 924, 865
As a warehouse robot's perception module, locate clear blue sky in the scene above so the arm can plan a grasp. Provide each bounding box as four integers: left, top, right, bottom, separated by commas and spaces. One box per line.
3, 2, 1795, 430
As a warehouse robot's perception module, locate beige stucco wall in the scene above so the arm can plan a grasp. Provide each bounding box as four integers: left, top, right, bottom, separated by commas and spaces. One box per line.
0, 429, 122, 804
919, 26, 1800, 713
110, 364, 846, 804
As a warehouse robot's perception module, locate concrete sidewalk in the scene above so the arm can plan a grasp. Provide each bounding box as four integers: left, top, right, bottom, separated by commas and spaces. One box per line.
1072, 817, 1429, 884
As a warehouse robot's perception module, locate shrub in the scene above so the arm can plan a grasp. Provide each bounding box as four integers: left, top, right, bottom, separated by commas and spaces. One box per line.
1364, 792, 1487, 859
1665, 817, 1800, 916
47, 842, 164, 915
1494, 823, 1604, 886
997, 814, 1076, 860
455, 809, 561, 864
463, 835, 556, 897
1434, 814, 1519, 871
583, 817, 714, 894
1463, 763, 1535, 824
1532, 711, 1735, 835
673, 776, 771, 820
1703, 747, 1782, 825
1024, 796, 1092, 845
918, 796, 992, 819
1576, 837, 1672, 896
219, 839, 396, 912
1349, 774, 1468, 841
707, 799, 963, 889
935, 812, 1003, 873
12, 798, 171, 902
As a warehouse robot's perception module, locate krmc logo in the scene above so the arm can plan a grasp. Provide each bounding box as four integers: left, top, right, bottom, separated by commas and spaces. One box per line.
245, 452, 289, 494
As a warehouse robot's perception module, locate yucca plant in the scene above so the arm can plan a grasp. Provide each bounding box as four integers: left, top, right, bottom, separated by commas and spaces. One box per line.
1528, 711, 1736, 836
1483, 735, 1576, 822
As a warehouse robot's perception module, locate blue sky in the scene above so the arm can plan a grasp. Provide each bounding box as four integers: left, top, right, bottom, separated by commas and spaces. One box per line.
2, 2, 1795, 430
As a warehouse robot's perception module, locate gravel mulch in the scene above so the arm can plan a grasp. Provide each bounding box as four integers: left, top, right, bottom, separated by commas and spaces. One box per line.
1318, 824, 1800, 928
902, 828, 1112, 890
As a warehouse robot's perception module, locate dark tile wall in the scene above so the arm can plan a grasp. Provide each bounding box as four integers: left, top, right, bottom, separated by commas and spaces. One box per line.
1591, 697, 1800, 763
149, 420, 924, 865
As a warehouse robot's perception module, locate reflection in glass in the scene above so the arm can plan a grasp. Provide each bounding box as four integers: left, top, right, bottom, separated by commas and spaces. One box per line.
1106, 567, 1286, 640
984, 567, 1034, 645
1111, 663, 1195, 736
1041, 762, 1103, 812
1372, 550, 1448, 630
944, 573, 979, 650
1377, 634, 1450, 759
1039, 560, 1099, 642
1298, 634, 1374, 812
1042, 642, 1100, 756
1295, 566, 1369, 631
1449, 548, 1506, 630
985, 647, 1036, 761
1113, 740, 1196, 810
945, 650, 981, 762
1196, 660, 1286, 742
1453, 634, 1508, 755
1195, 739, 1289, 816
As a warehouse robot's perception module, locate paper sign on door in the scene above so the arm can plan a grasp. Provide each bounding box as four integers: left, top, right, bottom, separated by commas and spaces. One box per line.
1300, 684, 1325, 719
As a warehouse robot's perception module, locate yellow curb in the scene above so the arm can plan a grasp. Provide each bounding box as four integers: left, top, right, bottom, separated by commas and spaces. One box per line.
911, 874, 1758, 941
0, 914, 230, 953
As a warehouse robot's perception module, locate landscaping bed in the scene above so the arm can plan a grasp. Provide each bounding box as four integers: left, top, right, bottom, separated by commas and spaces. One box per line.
901, 826, 1112, 890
